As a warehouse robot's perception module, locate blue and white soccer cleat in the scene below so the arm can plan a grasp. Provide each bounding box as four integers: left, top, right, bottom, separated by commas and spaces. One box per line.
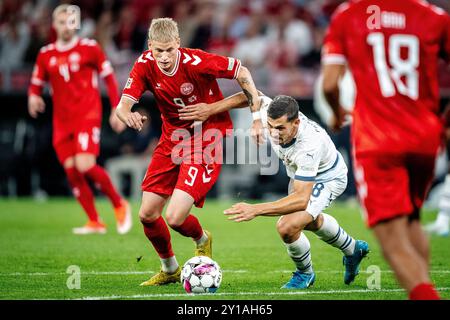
343, 240, 369, 285
281, 271, 316, 289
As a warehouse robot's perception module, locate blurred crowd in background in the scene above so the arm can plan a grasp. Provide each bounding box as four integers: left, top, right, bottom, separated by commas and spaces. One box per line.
1, 0, 448, 96
0, 0, 449, 200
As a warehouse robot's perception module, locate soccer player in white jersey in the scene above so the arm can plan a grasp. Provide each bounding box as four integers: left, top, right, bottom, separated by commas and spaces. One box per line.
179, 93, 369, 289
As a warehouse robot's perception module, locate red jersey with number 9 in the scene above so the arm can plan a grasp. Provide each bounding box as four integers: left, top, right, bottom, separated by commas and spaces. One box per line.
122, 48, 239, 153
322, 0, 450, 156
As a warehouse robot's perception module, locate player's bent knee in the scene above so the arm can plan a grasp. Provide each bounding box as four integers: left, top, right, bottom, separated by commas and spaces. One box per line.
138, 207, 161, 224
276, 218, 302, 241
74, 161, 95, 173
165, 212, 186, 229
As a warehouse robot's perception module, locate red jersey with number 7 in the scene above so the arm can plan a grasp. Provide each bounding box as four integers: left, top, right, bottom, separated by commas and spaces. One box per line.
322, 0, 450, 156
122, 48, 239, 151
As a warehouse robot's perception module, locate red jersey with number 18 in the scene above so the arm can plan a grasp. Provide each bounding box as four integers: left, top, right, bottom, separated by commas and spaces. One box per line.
322, 0, 450, 156
122, 48, 240, 152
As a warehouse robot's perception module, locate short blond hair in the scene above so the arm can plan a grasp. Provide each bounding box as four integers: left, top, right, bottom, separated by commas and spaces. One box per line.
148, 18, 179, 42
52, 4, 80, 20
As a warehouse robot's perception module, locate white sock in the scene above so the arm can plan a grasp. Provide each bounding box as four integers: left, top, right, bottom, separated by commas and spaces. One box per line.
161, 256, 179, 274
314, 213, 356, 256
195, 231, 208, 246
435, 212, 450, 227
285, 232, 313, 274
437, 174, 450, 226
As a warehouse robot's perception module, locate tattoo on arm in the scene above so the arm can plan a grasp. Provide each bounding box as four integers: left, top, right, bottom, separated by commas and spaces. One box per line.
239, 77, 250, 85
243, 89, 253, 107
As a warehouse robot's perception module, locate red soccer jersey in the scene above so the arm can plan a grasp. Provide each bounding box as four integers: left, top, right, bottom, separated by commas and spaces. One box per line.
122, 48, 240, 149
29, 37, 114, 130
322, 0, 450, 155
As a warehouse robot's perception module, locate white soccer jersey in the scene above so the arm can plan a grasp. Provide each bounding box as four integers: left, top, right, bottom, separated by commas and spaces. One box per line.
260, 96, 348, 183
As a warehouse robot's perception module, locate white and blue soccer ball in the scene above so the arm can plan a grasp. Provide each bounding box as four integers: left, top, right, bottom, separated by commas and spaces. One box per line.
181, 256, 222, 294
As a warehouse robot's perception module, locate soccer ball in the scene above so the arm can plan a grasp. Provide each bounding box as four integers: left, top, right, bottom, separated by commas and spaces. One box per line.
181, 256, 222, 294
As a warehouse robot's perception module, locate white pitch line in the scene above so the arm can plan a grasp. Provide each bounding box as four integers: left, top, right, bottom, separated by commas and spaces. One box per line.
0, 270, 248, 276
2, 269, 450, 276
77, 287, 449, 300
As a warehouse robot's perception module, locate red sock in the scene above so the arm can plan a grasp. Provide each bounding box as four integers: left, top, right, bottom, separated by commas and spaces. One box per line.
142, 217, 174, 259
409, 283, 440, 300
65, 167, 99, 222
170, 214, 203, 240
84, 165, 122, 208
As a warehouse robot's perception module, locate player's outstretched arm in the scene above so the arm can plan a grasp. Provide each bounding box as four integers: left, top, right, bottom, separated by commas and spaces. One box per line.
236, 66, 265, 144
224, 180, 314, 222
178, 92, 249, 122
115, 96, 148, 131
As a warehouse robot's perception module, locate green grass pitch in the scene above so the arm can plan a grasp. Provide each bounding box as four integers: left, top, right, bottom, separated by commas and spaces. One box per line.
0, 198, 448, 300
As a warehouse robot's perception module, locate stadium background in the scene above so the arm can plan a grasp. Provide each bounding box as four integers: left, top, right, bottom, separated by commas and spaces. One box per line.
0, 0, 449, 201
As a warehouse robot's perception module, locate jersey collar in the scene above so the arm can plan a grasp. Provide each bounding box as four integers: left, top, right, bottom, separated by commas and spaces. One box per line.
157, 50, 181, 77
55, 36, 79, 52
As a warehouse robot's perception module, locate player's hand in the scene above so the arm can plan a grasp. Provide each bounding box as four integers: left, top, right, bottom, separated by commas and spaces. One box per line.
109, 111, 127, 133
251, 119, 265, 145
331, 107, 352, 132
178, 103, 210, 128
28, 94, 46, 118
124, 111, 148, 131
224, 202, 260, 222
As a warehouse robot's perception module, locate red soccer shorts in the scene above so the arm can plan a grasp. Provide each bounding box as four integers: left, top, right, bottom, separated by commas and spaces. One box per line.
141, 139, 223, 208
353, 153, 436, 228
53, 121, 101, 164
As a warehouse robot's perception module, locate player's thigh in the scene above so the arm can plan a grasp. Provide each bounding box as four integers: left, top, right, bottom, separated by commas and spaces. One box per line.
276, 211, 315, 239
141, 150, 179, 197
74, 153, 96, 173
74, 122, 101, 163
175, 162, 222, 208
304, 176, 347, 220
139, 191, 168, 223
53, 131, 76, 167
353, 154, 412, 228
407, 154, 436, 212
165, 189, 196, 227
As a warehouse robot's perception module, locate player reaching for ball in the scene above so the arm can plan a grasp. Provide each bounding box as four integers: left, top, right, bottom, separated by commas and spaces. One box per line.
179, 93, 369, 289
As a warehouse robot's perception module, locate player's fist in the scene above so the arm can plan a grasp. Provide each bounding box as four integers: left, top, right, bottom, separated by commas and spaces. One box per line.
125, 111, 148, 131
331, 107, 352, 132
251, 119, 265, 145
109, 111, 127, 133
28, 94, 46, 118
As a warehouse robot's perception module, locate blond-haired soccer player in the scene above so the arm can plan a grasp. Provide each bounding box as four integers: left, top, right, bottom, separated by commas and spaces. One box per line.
116, 18, 263, 285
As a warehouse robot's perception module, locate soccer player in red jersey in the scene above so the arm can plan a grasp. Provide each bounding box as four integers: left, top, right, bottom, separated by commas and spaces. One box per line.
116, 18, 263, 286
322, 0, 450, 300
28, 5, 132, 235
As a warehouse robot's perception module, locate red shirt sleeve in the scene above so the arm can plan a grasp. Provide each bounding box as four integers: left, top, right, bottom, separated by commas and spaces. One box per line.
121, 56, 148, 103
190, 49, 241, 79
321, 4, 348, 65
92, 43, 120, 107
92, 42, 114, 78
28, 51, 47, 96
